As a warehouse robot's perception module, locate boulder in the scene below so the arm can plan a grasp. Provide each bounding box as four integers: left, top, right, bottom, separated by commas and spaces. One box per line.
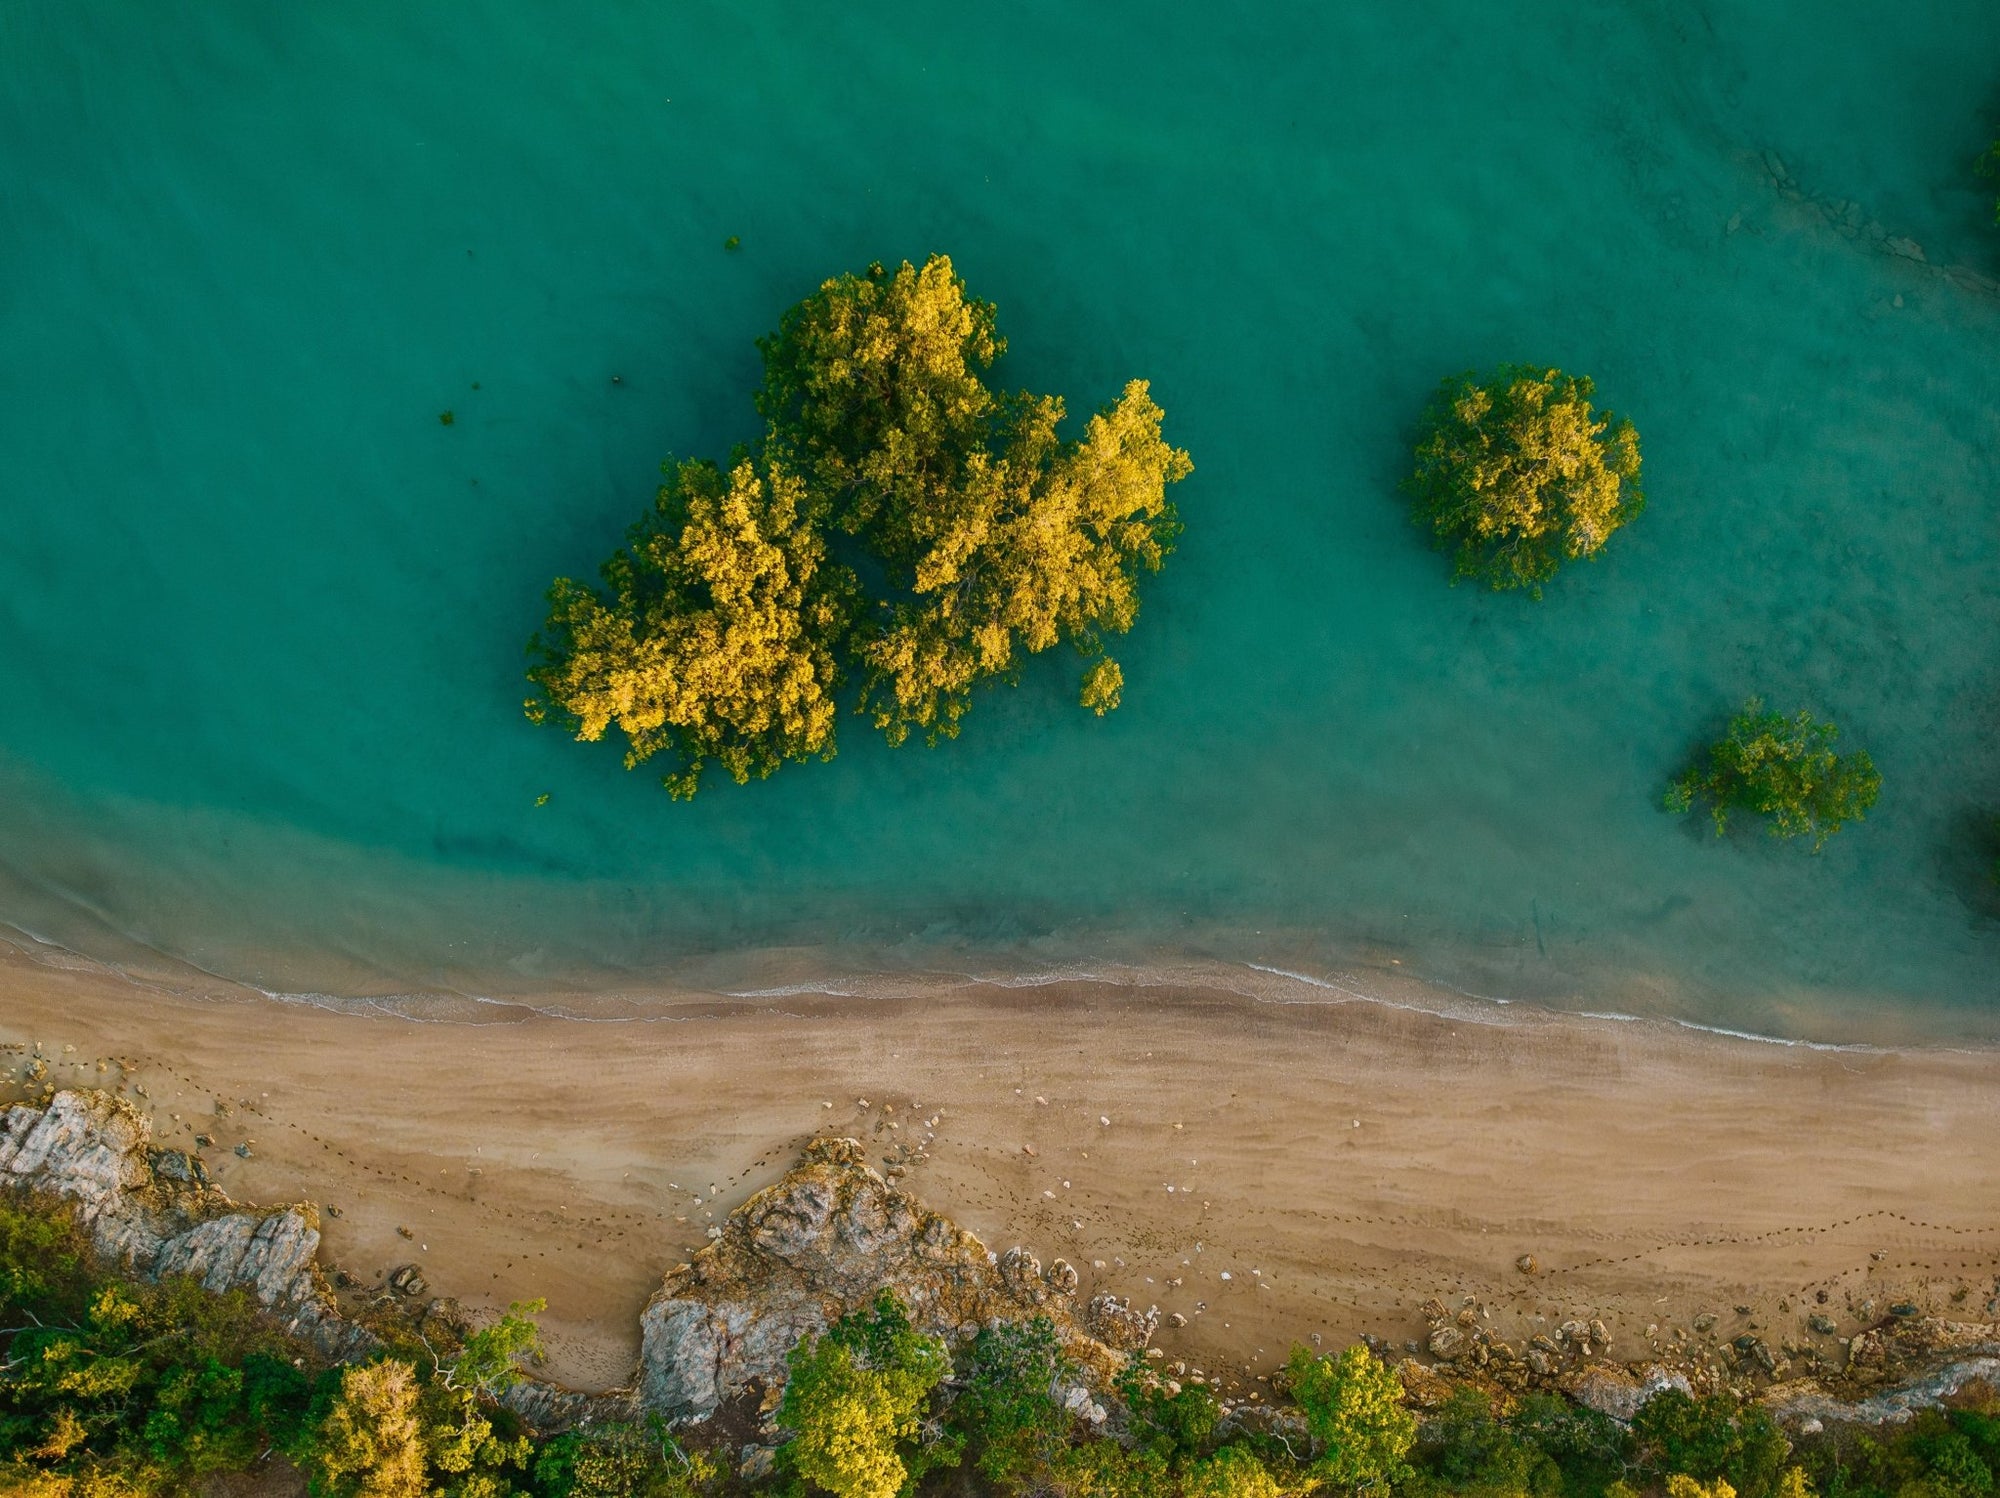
637, 1137, 1135, 1423
0, 1090, 368, 1361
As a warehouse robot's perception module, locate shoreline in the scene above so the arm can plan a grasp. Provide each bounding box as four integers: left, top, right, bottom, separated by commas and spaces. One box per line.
2, 935, 1997, 1397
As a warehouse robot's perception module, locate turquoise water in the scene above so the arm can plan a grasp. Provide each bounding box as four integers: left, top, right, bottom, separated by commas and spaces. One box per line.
4, 2, 2000, 1039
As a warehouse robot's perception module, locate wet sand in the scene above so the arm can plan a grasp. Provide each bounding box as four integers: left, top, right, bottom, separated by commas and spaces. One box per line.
2, 937, 1997, 1393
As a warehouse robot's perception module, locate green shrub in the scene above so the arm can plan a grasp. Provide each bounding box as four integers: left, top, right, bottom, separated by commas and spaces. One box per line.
1665, 699, 1881, 850
950, 1316, 1074, 1490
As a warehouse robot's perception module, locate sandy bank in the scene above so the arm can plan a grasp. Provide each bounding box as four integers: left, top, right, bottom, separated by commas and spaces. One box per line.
1, 938, 1996, 1395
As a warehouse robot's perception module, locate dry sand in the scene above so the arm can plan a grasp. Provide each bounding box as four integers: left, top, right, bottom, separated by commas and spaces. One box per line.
2, 936, 1997, 1395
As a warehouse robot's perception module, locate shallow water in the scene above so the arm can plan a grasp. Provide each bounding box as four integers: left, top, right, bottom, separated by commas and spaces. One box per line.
3, 2, 1999, 1040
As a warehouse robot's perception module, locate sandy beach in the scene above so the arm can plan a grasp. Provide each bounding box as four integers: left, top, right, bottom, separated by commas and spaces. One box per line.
2, 936, 1997, 1397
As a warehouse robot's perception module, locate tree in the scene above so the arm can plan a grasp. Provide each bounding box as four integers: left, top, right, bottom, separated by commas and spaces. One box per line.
776, 1292, 954, 1498
529, 254, 1191, 791
951, 1316, 1074, 1489
527, 458, 857, 798
1632, 1390, 1789, 1498
1665, 699, 1881, 850
444, 1300, 545, 1398
1406, 365, 1643, 595
1284, 1343, 1416, 1493
849, 375, 1189, 746
1180, 1443, 1286, 1498
309, 1360, 429, 1498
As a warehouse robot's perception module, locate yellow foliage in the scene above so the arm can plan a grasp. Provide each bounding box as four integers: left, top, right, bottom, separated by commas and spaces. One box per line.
528, 456, 856, 798
311, 1359, 429, 1498
855, 376, 1189, 746
531, 253, 1190, 790
1408, 365, 1642, 595
1666, 1475, 1737, 1498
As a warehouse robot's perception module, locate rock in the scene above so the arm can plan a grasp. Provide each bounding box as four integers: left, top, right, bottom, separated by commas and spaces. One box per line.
1567, 1365, 1691, 1422
1516, 1255, 1538, 1275
637, 1136, 1135, 1423
1525, 1348, 1557, 1377
1588, 1320, 1610, 1349
388, 1264, 429, 1298
151, 1149, 208, 1187
1168, 1312, 1188, 1329
0, 1090, 369, 1362
1394, 1357, 1457, 1409
738, 1445, 777, 1483
1428, 1325, 1469, 1360
1884, 237, 1926, 263
1890, 1302, 1919, 1319
1810, 1315, 1839, 1336
1084, 1294, 1159, 1350
1045, 1258, 1080, 1297
1694, 1314, 1717, 1333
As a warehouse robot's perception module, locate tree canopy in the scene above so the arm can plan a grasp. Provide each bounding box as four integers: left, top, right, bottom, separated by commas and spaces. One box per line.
1665, 699, 1881, 851
1406, 365, 1643, 595
528, 254, 1191, 794
775, 1291, 956, 1498
1285, 1342, 1417, 1492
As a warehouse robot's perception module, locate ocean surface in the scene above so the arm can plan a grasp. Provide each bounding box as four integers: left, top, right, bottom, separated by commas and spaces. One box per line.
3, 2, 2000, 1042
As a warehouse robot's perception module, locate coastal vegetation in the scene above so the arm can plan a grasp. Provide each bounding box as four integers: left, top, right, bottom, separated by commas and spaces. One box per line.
1665, 700, 1881, 851
1406, 367, 1643, 596
527, 255, 1192, 795
8, 1187, 2000, 1498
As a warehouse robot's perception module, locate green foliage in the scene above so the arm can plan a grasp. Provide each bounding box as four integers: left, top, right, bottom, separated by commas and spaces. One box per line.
529, 254, 1191, 792
1041, 1436, 1170, 1497
1410, 1386, 1561, 1498
532, 1421, 719, 1498
951, 1316, 1074, 1489
1665, 698, 1882, 850
1406, 364, 1643, 596
1633, 1389, 1790, 1498
0, 1196, 319, 1495
449, 1299, 547, 1398
1118, 1360, 1221, 1463
775, 1291, 956, 1498
1285, 1342, 1416, 1492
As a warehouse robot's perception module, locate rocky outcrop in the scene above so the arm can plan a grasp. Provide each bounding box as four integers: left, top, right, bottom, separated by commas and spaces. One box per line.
638, 1136, 1149, 1423
0, 1090, 367, 1358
